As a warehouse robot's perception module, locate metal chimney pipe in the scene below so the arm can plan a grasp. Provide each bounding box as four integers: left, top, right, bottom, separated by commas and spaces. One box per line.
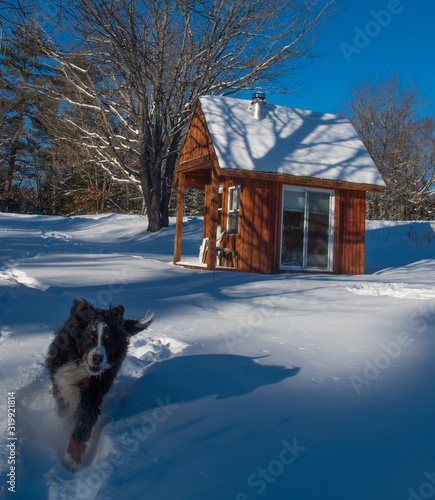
250, 92, 266, 120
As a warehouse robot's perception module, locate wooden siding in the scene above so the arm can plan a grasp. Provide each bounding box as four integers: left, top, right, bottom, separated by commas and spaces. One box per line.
238, 178, 281, 274
334, 189, 366, 274
201, 178, 366, 274
202, 177, 281, 273
178, 102, 215, 173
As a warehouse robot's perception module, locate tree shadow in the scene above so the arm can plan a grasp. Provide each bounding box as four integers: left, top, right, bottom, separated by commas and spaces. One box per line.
118, 354, 300, 417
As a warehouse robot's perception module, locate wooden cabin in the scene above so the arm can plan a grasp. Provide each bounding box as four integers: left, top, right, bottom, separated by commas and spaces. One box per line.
173, 94, 385, 274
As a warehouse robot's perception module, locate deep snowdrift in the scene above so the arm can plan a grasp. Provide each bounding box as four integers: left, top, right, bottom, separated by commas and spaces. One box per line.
1, 213, 435, 500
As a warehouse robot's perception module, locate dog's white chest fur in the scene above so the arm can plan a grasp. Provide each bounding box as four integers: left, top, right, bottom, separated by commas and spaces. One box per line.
54, 362, 89, 412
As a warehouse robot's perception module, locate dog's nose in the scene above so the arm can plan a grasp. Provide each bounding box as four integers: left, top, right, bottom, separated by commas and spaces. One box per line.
92, 353, 104, 366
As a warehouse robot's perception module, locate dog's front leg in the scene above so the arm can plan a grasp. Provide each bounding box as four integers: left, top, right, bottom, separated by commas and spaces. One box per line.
65, 438, 87, 472
64, 400, 101, 472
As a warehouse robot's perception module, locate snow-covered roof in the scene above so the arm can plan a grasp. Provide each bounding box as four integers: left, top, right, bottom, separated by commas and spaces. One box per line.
199, 95, 386, 187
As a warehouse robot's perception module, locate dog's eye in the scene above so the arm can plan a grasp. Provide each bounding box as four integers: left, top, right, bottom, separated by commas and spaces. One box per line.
88, 335, 95, 343
104, 333, 109, 340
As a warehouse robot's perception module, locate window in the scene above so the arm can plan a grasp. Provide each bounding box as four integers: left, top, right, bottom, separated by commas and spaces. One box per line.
227, 185, 240, 235
217, 185, 223, 235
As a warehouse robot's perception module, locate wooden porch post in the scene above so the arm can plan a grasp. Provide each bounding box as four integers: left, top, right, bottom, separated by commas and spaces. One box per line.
207, 165, 219, 269
173, 173, 185, 264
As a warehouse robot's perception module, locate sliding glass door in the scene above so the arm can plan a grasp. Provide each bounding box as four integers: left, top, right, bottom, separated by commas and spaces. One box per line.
280, 187, 334, 271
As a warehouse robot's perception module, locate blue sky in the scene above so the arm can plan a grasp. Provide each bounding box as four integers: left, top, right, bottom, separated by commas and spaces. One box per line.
270, 0, 435, 116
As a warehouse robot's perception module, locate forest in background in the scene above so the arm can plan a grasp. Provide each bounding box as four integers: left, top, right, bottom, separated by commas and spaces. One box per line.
1, 1, 434, 223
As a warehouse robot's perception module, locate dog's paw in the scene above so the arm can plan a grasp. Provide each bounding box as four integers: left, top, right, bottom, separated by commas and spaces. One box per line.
65, 437, 87, 472
64, 452, 81, 473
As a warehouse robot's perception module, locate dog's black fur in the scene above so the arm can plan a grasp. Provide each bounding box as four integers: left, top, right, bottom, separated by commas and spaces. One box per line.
46, 299, 153, 471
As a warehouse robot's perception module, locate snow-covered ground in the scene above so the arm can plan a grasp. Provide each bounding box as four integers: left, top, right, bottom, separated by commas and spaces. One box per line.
1, 213, 435, 500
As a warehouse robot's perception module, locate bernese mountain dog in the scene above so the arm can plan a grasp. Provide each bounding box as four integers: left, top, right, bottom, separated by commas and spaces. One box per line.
46, 299, 153, 471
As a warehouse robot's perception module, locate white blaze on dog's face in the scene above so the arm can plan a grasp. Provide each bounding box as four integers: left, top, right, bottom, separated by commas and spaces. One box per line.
86, 322, 112, 375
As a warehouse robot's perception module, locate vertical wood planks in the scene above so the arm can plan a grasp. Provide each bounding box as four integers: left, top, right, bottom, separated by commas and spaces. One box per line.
178, 102, 214, 167
206, 164, 219, 269
334, 188, 366, 274
173, 173, 185, 264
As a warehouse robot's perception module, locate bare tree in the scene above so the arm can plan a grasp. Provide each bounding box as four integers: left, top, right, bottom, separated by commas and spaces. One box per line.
27, 0, 340, 231
339, 74, 435, 220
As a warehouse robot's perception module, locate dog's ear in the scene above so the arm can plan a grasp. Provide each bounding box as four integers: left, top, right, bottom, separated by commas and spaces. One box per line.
124, 313, 154, 337
70, 299, 94, 325
107, 304, 125, 327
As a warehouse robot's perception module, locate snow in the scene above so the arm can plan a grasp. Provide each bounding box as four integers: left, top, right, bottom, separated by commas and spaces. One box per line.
199, 95, 386, 188
1, 213, 435, 500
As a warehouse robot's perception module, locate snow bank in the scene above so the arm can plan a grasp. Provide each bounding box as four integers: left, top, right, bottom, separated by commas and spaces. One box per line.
346, 282, 435, 299
366, 220, 435, 273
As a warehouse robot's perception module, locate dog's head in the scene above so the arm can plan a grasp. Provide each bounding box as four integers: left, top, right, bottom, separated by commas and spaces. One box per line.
69, 299, 153, 376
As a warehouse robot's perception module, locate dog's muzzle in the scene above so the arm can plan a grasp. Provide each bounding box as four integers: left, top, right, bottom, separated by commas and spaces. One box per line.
87, 347, 110, 375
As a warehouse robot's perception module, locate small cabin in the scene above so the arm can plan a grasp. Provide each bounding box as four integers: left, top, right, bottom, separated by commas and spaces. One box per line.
173, 94, 385, 274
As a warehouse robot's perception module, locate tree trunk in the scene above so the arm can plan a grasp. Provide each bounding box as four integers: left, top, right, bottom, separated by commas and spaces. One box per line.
1, 139, 19, 213
160, 177, 171, 228
147, 190, 162, 232
141, 170, 163, 232
160, 134, 181, 228
99, 174, 107, 212
1, 111, 23, 213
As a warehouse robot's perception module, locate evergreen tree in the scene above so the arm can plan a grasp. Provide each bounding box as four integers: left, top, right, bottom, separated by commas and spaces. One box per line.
0, 27, 55, 212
